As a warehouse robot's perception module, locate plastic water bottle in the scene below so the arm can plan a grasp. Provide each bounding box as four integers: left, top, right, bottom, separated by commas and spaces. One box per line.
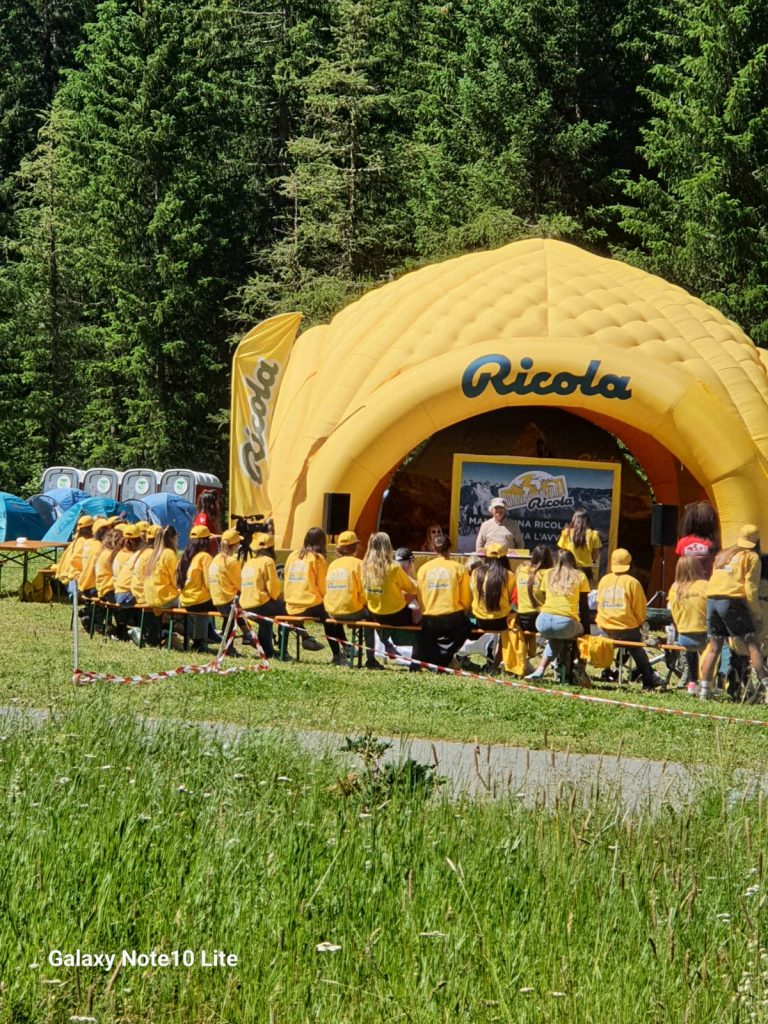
665, 624, 676, 645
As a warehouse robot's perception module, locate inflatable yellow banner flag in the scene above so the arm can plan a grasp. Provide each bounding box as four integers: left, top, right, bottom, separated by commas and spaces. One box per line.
229, 312, 302, 518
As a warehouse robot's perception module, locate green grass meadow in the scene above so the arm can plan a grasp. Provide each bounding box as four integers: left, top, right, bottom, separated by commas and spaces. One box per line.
2, 704, 768, 1023
3, 560, 768, 1021
2, 563, 768, 768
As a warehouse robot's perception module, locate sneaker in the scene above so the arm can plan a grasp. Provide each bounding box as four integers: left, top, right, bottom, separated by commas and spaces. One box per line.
364, 660, 384, 671
686, 681, 699, 696
331, 652, 349, 667
524, 669, 545, 681
699, 684, 713, 701
301, 635, 324, 652
128, 627, 143, 647
224, 646, 241, 658
643, 673, 665, 691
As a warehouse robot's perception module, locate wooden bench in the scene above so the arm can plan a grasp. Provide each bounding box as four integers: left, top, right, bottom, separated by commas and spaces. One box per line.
79, 596, 228, 650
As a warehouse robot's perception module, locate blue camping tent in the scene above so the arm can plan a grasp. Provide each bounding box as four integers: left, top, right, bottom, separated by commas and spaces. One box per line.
44, 487, 90, 513
0, 492, 47, 541
143, 492, 195, 548
26, 487, 90, 532
42, 497, 139, 543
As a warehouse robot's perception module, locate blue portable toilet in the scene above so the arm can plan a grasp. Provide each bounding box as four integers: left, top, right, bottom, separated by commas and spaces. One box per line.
0, 492, 47, 541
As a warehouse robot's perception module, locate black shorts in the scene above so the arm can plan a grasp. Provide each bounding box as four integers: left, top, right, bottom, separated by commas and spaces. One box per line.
706, 597, 756, 640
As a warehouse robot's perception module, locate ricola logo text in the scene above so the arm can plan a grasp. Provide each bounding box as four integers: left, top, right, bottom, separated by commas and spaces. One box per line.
240, 359, 281, 484
461, 355, 632, 401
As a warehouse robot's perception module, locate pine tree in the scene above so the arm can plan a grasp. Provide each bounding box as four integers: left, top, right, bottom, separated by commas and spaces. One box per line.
241, 0, 408, 325
619, 0, 768, 342
409, 0, 615, 258
3, 0, 280, 488
0, 0, 95, 243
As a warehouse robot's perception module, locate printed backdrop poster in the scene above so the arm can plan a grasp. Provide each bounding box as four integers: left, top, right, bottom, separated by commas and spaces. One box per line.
450, 454, 621, 567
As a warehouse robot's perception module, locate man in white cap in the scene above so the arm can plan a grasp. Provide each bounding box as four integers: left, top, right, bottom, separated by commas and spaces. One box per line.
475, 498, 525, 553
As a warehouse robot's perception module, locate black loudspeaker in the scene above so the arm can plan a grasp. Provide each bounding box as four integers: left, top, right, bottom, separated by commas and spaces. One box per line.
322, 492, 350, 536
651, 503, 679, 547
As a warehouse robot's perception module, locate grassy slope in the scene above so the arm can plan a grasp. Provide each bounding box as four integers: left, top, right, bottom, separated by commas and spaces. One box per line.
3, 568, 768, 766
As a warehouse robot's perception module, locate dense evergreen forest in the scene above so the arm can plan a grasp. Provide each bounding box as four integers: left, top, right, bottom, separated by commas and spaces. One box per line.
2, 0, 767, 496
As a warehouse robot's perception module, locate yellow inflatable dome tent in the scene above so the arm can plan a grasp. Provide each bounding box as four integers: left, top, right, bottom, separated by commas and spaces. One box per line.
229, 238, 768, 557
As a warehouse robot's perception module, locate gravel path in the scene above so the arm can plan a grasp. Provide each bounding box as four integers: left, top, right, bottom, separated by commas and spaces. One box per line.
1, 704, 763, 811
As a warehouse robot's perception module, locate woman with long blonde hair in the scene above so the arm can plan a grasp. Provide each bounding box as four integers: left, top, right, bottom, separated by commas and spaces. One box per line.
526, 550, 591, 683
143, 525, 180, 645
361, 532, 418, 665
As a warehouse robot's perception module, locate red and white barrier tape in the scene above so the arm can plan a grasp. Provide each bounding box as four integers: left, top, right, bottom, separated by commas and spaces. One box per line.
73, 630, 269, 686
243, 610, 768, 729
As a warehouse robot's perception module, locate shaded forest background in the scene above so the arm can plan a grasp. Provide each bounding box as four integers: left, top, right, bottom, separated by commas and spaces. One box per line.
2, 0, 768, 495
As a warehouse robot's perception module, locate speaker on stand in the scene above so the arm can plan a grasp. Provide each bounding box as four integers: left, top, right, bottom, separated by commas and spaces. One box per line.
650, 503, 679, 601
322, 492, 351, 538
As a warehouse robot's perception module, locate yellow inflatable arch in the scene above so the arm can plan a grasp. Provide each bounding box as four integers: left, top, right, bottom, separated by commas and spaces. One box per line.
233, 238, 768, 550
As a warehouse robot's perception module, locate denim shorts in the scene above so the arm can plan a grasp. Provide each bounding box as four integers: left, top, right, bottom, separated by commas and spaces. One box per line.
706, 597, 756, 640
676, 631, 707, 651
535, 613, 582, 639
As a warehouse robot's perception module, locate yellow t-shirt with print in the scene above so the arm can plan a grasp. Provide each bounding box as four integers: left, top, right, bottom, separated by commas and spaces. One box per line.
470, 568, 516, 620
417, 556, 471, 616
240, 555, 281, 610
596, 572, 647, 631
324, 555, 365, 616
144, 548, 180, 607
363, 563, 417, 617
668, 579, 708, 635
536, 568, 589, 621
208, 553, 242, 606
180, 551, 213, 607
557, 527, 601, 569
113, 549, 135, 595
284, 551, 327, 614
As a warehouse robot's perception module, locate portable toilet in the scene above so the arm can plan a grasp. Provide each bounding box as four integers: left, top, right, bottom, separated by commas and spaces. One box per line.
40, 466, 82, 492
121, 468, 160, 501
159, 470, 222, 505
82, 468, 123, 501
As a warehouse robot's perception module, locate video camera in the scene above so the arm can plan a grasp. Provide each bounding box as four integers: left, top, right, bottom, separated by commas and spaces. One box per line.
232, 514, 274, 560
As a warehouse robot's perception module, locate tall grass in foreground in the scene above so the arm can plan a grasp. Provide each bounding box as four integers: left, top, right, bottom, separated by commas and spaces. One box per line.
0, 708, 767, 1023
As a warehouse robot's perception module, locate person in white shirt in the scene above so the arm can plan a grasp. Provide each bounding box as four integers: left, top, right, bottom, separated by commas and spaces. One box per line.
475, 498, 524, 553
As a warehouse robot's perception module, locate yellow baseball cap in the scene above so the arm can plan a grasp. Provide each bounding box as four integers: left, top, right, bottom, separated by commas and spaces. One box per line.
122, 524, 141, 539
76, 515, 94, 529
610, 548, 632, 573
485, 541, 508, 559
190, 524, 211, 539
337, 530, 359, 547
222, 528, 242, 545
255, 533, 275, 549
146, 524, 161, 539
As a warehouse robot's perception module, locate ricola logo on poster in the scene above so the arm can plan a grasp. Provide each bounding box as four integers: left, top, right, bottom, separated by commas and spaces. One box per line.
500, 470, 575, 512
